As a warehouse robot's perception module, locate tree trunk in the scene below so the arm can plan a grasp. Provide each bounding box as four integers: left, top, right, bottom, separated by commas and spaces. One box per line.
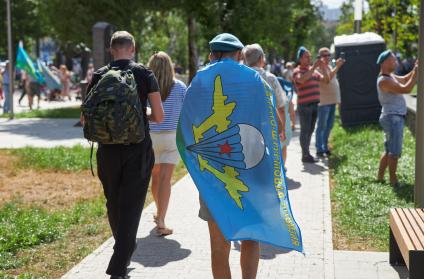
188, 15, 198, 83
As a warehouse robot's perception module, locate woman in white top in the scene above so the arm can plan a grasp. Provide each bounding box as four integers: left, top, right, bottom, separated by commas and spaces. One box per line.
148, 51, 186, 236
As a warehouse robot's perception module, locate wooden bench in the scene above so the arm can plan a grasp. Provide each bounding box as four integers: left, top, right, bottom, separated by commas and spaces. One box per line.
389, 208, 424, 279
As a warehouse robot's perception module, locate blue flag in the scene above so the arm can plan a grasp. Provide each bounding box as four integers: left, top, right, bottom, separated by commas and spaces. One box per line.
16, 44, 44, 84
38, 59, 62, 90
177, 58, 303, 252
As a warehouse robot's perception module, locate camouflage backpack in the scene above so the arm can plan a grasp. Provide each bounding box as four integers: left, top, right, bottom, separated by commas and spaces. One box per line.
81, 67, 145, 145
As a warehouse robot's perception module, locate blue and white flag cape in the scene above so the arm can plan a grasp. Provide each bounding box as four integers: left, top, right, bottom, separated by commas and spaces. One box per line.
177, 58, 303, 252
37, 59, 62, 91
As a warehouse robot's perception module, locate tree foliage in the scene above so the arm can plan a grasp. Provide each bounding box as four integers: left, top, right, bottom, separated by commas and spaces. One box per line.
365, 0, 419, 57
336, 0, 420, 58
1, 0, 324, 66
0, 0, 48, 58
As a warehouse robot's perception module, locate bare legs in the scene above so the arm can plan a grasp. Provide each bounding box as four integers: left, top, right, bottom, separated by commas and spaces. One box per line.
28, 94, 34, 110
240, 240, 260, 279
151, 163, 175, 234
388, 156, 399, 185
282, 145, 287, 168
377, 153, 388, 182
208, 221, 259, 279
377, 153, 399, 185
208, 221, 231, 279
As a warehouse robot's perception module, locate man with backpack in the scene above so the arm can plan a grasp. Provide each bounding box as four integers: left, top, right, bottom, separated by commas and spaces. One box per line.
81, 31, 163, 279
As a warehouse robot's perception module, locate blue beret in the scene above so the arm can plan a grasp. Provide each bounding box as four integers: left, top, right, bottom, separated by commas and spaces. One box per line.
377, 50, 393, 65
296, 46, 308, 61
209, 33, 244, 52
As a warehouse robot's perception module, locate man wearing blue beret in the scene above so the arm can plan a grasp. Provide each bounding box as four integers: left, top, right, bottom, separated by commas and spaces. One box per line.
188, 33, 284, 279
293, 46, 325, 163
376, 50, 418, 187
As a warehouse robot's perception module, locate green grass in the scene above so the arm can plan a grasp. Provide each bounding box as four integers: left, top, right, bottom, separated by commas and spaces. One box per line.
0, 274, 38, 279
0, 146, 187, 277
8, 145, 94, 171
0, 198, 106, 271
330, 120, 415, 251
1, 107, 80, 119
411, 85, 417, 96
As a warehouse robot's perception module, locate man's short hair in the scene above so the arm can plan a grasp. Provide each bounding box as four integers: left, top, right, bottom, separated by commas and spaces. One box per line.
210, 50, 240, 61
319, 47, 330, 55
242, 44, 264, 67
110, 31, 135, 49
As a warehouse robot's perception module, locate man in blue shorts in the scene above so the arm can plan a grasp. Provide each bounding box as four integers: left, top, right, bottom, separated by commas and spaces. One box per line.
376, 50, 418, 187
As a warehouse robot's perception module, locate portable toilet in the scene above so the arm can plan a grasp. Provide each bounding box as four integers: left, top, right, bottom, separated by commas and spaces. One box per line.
334, 32, 386, 126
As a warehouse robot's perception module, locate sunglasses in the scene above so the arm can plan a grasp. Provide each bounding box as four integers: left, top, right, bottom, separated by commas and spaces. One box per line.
321, 54, 331, 57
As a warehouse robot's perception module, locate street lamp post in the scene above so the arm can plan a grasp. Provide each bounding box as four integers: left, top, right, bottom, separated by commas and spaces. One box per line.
6, 0, 14, 119
354, 0, 363, 33
415, 0, 424, 208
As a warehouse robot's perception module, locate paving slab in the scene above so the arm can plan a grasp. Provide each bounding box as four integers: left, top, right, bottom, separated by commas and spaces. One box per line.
62, 128, 335, 279
1, 90, 81, 116
0, 118, 87, 148
3, 116, 404, 278
334, 251, 407, 279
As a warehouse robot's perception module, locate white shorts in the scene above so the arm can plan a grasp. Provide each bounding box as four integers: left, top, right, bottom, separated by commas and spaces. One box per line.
150, 130, 180, 165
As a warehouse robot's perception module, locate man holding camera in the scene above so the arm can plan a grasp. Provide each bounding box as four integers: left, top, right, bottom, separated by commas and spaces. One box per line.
315, 47, 345, 157
293, 46, 324, 163
376, 50, 418, 187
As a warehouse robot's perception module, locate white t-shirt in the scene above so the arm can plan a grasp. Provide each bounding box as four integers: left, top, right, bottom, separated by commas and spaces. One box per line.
253, 67, 287, 108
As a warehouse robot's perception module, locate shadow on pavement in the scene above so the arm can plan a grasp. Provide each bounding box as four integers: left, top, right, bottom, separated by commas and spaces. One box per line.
301, 162, 327, 175
286, 177, 301, 190
0, 119, 83, 141
133, 228, 191, 267
390, 265, 408, 279
233, 241, 291, 260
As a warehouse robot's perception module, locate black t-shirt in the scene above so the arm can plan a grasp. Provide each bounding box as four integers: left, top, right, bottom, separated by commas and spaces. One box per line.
86, 59, 160, 132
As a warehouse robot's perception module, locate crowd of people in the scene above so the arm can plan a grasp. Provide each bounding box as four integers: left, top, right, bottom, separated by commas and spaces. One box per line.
3, 27, 407, 278
0, 60, 96, 114
77, 30, 352, 279
0, 27, 418, 278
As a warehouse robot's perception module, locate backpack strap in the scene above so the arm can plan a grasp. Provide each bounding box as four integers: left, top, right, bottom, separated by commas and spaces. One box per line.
89, 142, 95, 176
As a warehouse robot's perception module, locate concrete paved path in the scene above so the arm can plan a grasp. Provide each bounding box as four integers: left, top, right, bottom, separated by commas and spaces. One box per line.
0, 91, 86, 148
62, 127, 408, 278
1, 90, 81, 116
0, 118, 87, 148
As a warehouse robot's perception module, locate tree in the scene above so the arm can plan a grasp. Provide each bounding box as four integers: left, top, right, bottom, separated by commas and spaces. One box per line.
2, 0, 324, 80
0, 0, 48, 59
336, 0, 420, 58
42, 0, 141, 49
335, 0, 356, 35
365, 0, 419, 57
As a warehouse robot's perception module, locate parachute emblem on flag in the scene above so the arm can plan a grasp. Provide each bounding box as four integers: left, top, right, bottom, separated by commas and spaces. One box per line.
185, 75, 267, 209
177, 59, 303, 252
187, 123, 265, 170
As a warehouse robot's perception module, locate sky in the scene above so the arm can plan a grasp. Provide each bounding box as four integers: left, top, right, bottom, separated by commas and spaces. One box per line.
321, 0, 346, 8
320, 0, 369, 11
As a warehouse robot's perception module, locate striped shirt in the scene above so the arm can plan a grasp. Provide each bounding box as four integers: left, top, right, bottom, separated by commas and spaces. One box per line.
149, 79, 187, 131
293, 66, 321, 105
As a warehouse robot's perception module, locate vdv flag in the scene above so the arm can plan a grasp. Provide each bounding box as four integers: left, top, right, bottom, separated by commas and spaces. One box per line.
16, 44, 44, 83
38, 59, 62, 90
177, 58, 303, 252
